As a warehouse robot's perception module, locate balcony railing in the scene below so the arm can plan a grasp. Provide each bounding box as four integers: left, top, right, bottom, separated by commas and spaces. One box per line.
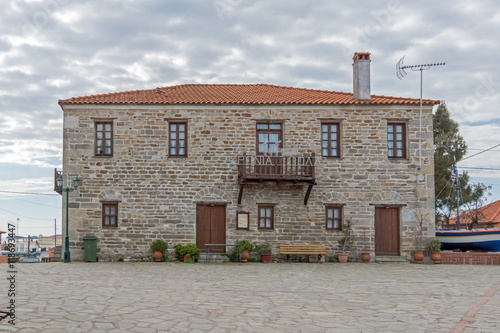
237, 153, 315, 183
54, 168, 63, 195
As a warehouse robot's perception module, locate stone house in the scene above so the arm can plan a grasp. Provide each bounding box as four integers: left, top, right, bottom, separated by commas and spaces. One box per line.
57, 53, 438, 261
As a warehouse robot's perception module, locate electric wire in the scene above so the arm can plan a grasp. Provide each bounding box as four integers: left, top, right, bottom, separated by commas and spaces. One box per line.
460, 143, 500, 161
0, 190, 60, 196
0, 207, 56, 220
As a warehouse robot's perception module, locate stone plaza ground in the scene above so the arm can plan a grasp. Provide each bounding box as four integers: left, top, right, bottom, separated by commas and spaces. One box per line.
0, 261, 499, 332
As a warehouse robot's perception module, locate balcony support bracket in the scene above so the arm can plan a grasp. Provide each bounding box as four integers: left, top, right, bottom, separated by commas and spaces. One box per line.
304, 183, 315, 206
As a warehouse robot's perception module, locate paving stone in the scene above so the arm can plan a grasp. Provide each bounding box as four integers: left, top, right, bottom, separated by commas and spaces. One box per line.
1, 262, 500, 332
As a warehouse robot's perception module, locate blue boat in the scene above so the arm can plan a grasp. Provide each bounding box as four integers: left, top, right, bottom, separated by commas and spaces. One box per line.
436, 229, 500, 252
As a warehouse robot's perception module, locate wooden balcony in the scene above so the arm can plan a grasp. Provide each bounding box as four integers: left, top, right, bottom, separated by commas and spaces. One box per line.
237, 153, 316, 205
237, 153, 315, 183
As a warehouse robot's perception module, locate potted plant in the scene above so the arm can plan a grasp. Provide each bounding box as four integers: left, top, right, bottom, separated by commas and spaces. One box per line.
426, 239, 442, 264
413, 210, 425, 263
337, 218, 353, 263
174, 244, 201, 262
150, 239, 168, 262
255, 243, 272, 263
236, 240, 254, 263
184, 244, 201, 262
360, 227, 371, 263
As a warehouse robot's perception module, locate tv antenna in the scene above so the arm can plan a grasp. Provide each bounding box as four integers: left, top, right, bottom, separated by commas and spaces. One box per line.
396, 56, 445, 169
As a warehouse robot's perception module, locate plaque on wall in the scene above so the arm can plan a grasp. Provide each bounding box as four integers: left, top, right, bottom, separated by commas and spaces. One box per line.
236, 211, 249, 230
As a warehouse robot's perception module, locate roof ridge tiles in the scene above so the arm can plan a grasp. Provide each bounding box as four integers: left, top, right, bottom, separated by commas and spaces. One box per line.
59, 83, 440, 106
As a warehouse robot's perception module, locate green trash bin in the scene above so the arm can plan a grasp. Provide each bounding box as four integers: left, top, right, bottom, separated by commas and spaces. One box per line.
83, 236, 98, 262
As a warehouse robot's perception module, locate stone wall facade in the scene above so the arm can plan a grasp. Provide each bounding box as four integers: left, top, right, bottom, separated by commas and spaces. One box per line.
61, 104, 435, 261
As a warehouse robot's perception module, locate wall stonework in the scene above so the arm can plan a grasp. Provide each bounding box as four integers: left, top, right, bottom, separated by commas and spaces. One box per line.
61, 104, 435, 261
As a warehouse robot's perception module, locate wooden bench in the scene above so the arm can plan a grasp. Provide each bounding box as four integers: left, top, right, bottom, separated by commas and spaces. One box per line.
279, 244, 328, 263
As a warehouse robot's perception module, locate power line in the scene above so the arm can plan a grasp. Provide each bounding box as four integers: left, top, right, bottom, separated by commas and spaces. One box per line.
460, 166, 500, 171
0, 207, 57, 220
460, 143, 500, 161
0, 190, 60, 196
0, 194, 60, 209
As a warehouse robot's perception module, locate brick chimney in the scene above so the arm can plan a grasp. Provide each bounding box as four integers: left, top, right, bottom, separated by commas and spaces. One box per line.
352, 52, 371, 101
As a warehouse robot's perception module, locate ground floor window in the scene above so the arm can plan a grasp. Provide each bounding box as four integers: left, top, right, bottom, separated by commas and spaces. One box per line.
103, 203, 118, 227
326, 206, 342, 230
258, 205, 274, 229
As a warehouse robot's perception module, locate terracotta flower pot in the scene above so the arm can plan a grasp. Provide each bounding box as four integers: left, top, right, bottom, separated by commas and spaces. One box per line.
261, 253, 272, 263
153, 250, 163, 262
184, 254, 193, 262
361, 252, 371, 263
413, 252, 424, 264
430, 252, 441, 264
337, 253, 349, 263
241, 249, 249, 263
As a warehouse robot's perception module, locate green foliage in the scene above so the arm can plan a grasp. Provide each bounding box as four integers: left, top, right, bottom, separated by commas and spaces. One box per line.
338, 218, 354, 252
301, 256, 309, 263
185, 258, 195, 263
150, 239, 168, 253
254, 243, 271, 254
247, 257, 257, 262
184, 244, 200, 260
222, 249, 239, 262
426, 239, 442, 254
433, 103, 486, 225
236, 239, 254, 251
118, 258, 124, 262
174, 244, 185, 260
174, 244, 200, 260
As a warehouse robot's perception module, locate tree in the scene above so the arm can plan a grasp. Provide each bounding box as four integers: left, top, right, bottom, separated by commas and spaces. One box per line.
433, 103, 484, 226
462, 183, 492, 230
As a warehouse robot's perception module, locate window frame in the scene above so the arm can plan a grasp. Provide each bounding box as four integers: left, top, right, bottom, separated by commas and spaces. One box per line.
325, 206, 342, 231
169, 122, 188, 157
321, 122, 341, 157
256, 123, 283, 155
95, 121, 113, 156
387, 122, 407, 159
257, 205, 275, 230
102, 203, 118, 228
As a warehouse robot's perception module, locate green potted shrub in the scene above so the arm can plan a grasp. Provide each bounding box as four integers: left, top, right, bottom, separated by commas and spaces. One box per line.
184, 244, 201, 261
174, 244, 201, 262
426, 239, 442, 264
236, 240, 254, 263
255, 243, 272, 263
150, 239, 168, 262
337, 218, 353, 263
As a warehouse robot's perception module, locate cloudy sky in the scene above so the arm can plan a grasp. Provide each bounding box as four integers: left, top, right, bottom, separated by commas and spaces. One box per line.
1, 0, 500, 237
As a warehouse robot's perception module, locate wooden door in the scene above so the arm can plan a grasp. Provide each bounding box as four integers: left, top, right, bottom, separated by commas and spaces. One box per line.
196, 204, 226, 253
375, 207, 400, 256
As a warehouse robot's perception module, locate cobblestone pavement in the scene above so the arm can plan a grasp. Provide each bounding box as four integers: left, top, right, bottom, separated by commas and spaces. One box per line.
0, 262, 499, 332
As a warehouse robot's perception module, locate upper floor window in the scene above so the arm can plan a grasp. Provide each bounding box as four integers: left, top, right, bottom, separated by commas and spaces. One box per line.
256, 123, 282, 154
326, 206, 342, 230
322, 123, 340, 157
102, 203, 118, 227
169, 122, 187, 156
95, 122, 113, 156
388, 123, 406, 158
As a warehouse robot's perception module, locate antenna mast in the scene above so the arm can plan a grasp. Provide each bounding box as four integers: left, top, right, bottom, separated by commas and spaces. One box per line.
396, 56, 445, 169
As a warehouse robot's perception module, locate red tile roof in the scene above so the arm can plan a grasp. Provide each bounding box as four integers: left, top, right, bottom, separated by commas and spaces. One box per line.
448, 200, 500, 229
58, 84, 440, 106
